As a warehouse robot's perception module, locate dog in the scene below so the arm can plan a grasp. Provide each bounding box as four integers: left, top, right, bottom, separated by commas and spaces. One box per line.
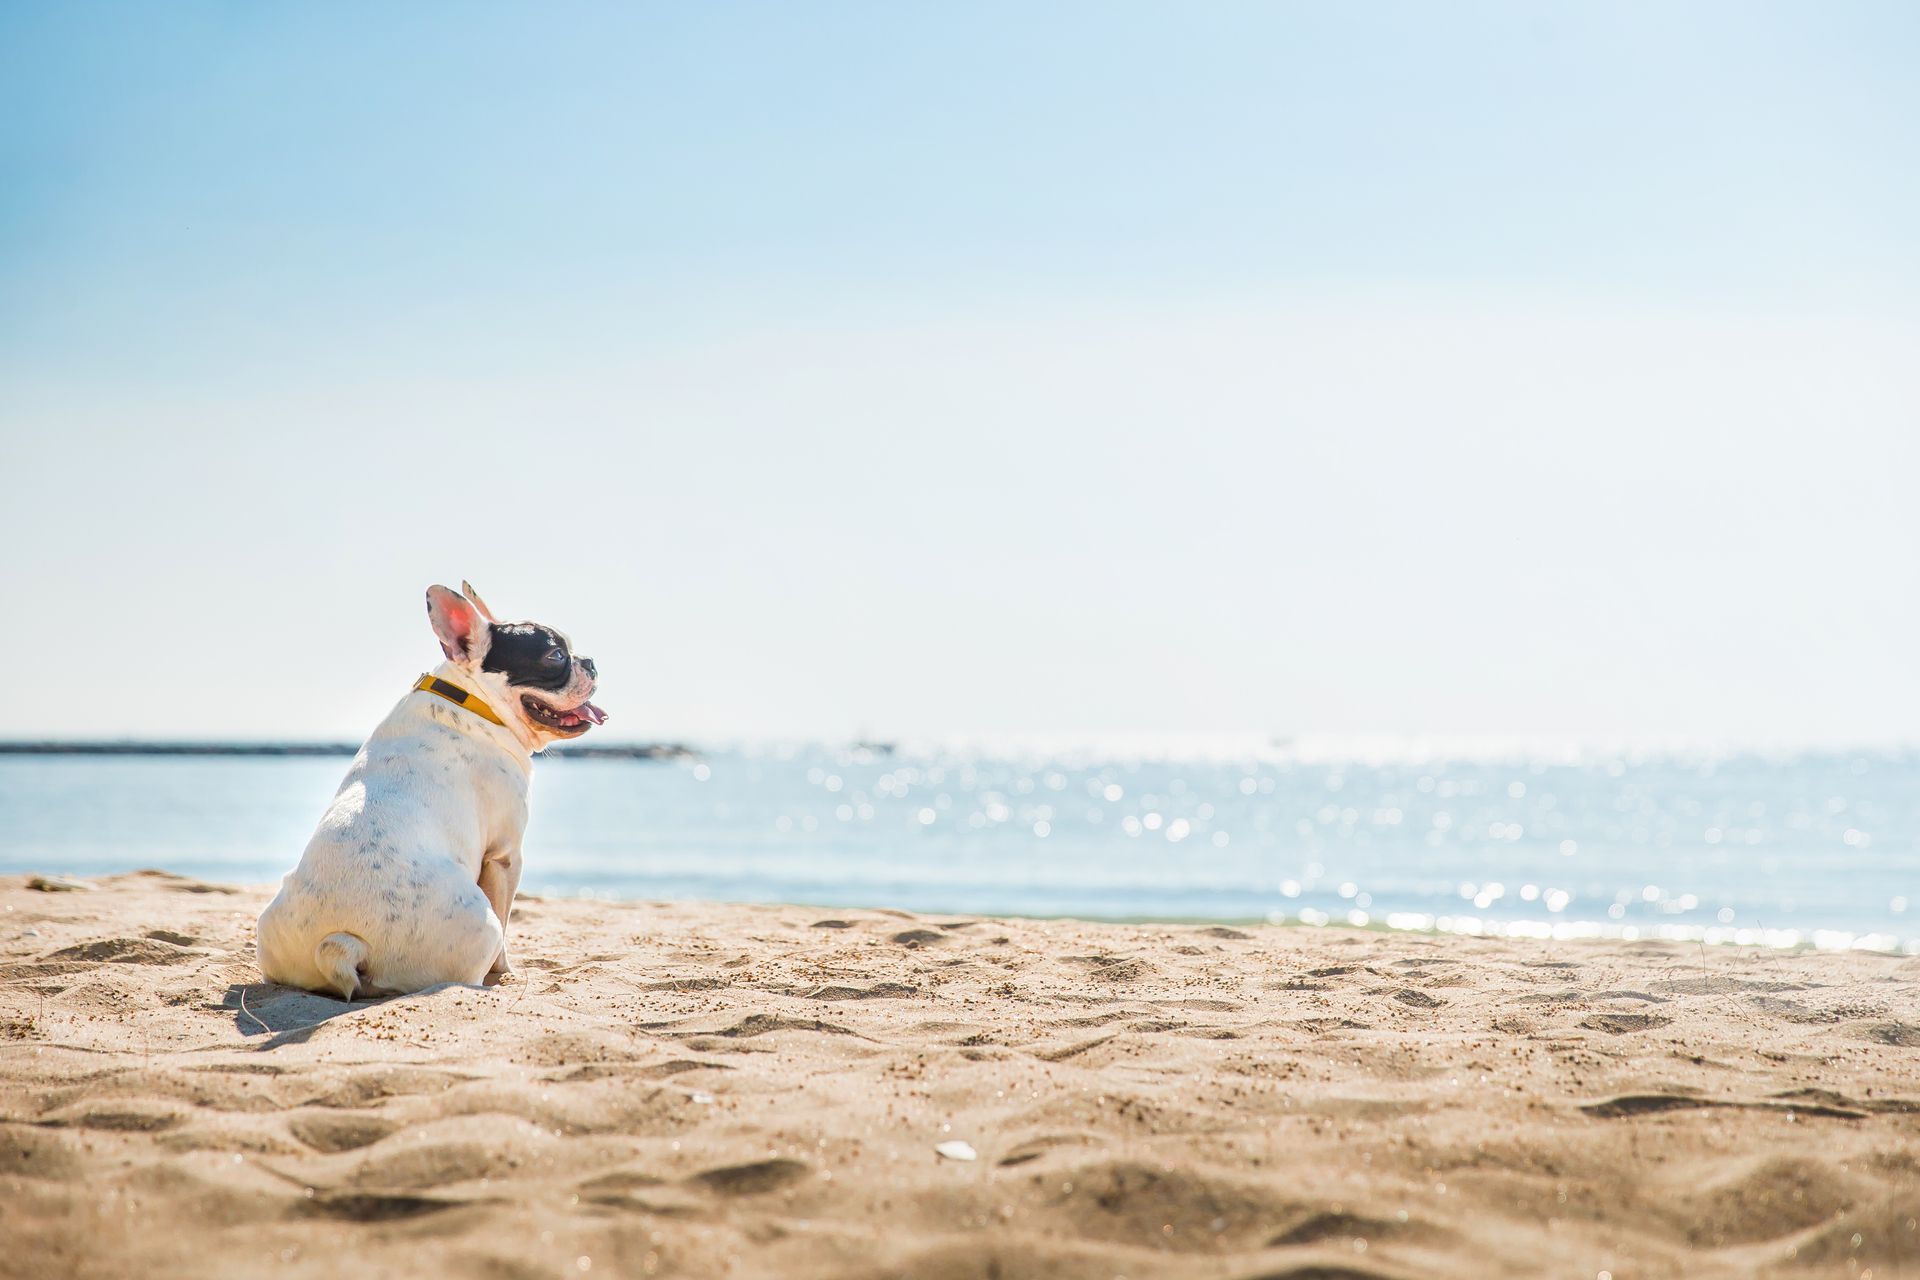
255, 582, 605, 1000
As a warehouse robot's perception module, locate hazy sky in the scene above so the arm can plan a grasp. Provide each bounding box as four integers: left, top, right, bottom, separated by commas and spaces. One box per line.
3, 3, 1917, 746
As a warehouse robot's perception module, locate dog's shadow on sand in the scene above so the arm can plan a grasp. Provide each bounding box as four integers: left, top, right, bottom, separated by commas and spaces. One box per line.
221, 979, 491, 1049
221, 982, 382, 1049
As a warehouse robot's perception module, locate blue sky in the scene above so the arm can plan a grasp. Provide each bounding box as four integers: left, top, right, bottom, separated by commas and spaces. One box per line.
2, 2, 1917, 745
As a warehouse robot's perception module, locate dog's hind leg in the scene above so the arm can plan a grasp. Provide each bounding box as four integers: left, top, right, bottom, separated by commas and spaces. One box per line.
478, 846, 523, 979
313, 931, 370, 1002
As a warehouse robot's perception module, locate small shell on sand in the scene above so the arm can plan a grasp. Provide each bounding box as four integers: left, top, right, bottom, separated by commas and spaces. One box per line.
935, 1140, 978, 1161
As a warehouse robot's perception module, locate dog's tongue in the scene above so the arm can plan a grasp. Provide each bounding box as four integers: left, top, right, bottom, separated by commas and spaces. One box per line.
580, 701, 608, 726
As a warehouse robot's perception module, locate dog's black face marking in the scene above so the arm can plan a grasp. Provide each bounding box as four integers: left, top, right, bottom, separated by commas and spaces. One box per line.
482, 623, 575, 692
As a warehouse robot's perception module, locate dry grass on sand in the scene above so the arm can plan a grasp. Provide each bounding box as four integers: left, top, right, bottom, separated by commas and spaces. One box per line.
2, 872, 1919, 1278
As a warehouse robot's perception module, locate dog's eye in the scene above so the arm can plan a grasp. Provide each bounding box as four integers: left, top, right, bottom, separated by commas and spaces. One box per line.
543, 647, 568, 666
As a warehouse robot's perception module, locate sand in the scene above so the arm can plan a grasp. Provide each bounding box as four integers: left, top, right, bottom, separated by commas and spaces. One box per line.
1, 871, 1917, 1279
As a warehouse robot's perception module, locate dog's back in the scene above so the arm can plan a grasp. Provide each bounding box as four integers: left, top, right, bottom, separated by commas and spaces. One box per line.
256, 711, 514, 998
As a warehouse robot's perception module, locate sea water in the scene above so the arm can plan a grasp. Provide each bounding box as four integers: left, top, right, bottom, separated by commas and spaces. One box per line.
1, 745, 1914, 952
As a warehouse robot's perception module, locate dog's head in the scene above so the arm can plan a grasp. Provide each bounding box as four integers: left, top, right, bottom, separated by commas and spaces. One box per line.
425, 582, 606, 744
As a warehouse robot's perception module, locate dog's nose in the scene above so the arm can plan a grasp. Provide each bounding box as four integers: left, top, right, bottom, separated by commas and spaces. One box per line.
580, 656, 597, 678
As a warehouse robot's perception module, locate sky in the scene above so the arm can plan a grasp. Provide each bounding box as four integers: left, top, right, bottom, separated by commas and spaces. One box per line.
2, 2, 1917, 747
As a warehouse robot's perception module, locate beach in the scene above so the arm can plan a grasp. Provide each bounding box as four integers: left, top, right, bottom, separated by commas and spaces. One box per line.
2, 872, 1917, 1280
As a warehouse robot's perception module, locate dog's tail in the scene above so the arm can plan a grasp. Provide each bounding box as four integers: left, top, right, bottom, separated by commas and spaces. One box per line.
313, 931, 370, 1002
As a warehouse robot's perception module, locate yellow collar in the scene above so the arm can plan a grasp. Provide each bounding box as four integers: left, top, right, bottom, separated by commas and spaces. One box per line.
413, 674, 507, 727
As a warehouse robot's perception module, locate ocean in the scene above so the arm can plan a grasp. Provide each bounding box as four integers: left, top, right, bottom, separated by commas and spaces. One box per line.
2, 744, 1914, 952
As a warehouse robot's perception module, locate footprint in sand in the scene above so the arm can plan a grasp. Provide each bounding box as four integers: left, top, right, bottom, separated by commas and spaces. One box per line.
625, 1059, 735, 1079
299, 1192, 477, 1222
1581, 1093, 1866, 1120
287, 1112, 400, 1153
798, 981, 917, 1001
681, 1013, 862, 1040
303, 1066, 474, 1109
347, 1140, 509, 1191
578, 1170, 667, 1196
1391, 988, 1445, 1009
1062, 955, 1154, 983
1577, 1012, 1671, 1034
46, 937, 202, 965
40, 1107, 180, 1133
1269, 1208, 1448, 1248
691, 1157, 811, 1195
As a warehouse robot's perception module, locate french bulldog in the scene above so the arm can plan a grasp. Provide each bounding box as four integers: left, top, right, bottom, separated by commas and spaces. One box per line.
255, 582, 605, 1000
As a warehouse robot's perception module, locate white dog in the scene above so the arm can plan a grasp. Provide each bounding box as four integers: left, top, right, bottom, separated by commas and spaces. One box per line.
256, 582, 605, 1000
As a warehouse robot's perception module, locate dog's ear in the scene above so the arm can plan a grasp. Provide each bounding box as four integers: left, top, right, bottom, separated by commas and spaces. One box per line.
426, 584, 491, 663
460, 580, 499, 624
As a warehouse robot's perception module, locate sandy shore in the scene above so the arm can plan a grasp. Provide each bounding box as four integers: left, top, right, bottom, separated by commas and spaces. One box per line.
1, 872, 1917, 1279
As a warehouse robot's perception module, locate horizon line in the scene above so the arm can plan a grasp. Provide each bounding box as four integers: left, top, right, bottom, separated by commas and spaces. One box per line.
3, 734, 1915, 766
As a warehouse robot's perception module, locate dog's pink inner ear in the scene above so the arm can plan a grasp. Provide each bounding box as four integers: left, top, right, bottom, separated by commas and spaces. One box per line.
426, 585, 486, 661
